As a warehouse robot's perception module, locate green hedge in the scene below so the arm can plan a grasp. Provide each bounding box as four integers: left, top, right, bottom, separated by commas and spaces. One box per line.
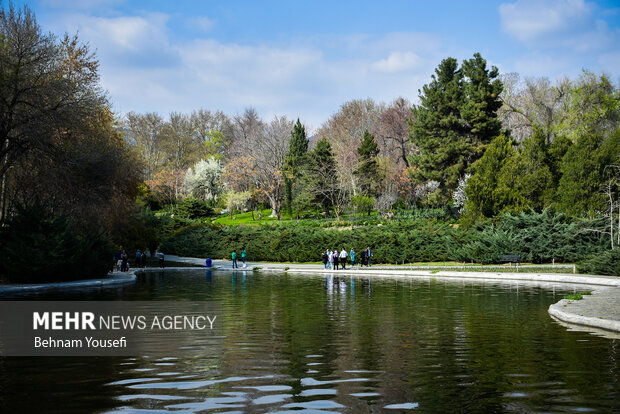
160, 211, 609, 267
0, 206, 114, 283
452, 211, 606, 264
578, 248, 620, 276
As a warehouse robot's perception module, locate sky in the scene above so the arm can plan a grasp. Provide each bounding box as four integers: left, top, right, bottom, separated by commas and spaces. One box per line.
9, 0, 620, 130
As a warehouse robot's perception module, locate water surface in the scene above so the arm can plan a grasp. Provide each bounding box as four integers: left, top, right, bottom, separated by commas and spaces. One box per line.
0, 270, 618, 413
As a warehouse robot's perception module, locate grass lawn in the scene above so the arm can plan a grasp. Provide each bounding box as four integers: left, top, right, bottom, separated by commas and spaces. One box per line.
213, 209, 380, 226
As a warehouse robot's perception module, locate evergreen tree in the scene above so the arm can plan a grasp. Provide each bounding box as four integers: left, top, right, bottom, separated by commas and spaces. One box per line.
283, 119, 308, 217
463, 134, 516, 220
304, 137, 338, 213
355, 130, 380, 196
557, 129, 620, 216
410, 53, 503, 205
497, 129, 554, 213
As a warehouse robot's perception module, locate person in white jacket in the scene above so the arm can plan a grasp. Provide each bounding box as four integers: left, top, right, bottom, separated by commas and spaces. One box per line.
339, 248, 348, 270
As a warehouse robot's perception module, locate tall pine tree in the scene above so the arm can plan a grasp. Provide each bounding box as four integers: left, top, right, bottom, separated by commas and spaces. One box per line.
410, 53, 503, 205
304, 137, 337, 214
283, 119, 308, 217
355, 130, 380, 196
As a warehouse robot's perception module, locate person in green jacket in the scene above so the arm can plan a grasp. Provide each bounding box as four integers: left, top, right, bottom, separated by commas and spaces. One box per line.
241, 248, 246, 267
232, 250, 238, 268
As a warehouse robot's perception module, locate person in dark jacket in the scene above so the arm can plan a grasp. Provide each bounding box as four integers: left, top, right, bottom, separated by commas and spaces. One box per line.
333, 248, 339, 270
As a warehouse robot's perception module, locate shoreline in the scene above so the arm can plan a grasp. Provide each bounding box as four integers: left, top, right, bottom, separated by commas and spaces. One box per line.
1, 257, 618, 336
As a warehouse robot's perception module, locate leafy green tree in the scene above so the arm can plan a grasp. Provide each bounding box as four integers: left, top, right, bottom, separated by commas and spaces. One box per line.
284, 119, 308, 217
410, 53, 503, 205
556, 71, 620, 141
355, 130, 380, 196
546, 134, 572, 187
557, 130, 620, 216
0, 205, 113, 282
497, 129, 554, 213
463, 134, 516, 220
304, 138, 336, 212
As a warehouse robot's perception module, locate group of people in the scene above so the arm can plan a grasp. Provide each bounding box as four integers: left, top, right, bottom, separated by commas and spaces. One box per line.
231, 249, 247, 268
115, 249, 149, 272
322, 247, 371, 270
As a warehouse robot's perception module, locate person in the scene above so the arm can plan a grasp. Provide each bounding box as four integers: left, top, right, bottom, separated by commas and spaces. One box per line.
333, 248, 339, 270
114, 250, 122, 271
141, 248, 148, 268
241, 248, 247, 267
135, 249, 142, 268
350, 248, 355, 267
232, 250, 238, 268
339, 248, 348, 270
366, 246, 371, 267
328, 250, 334, 269
158, 251, 165, 268
121, 250, 129, 272
360, 249, 367, 267
322, 249, 329, 269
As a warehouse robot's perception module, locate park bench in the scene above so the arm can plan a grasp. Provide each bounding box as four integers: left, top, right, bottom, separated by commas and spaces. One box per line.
500, 254, 521, 267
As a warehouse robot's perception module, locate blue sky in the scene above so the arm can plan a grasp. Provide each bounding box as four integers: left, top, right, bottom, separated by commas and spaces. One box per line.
11, 0, 620, 129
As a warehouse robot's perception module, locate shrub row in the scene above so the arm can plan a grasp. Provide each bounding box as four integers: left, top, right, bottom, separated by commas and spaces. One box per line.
0, 206, 114, 283
160, 211, 610, 268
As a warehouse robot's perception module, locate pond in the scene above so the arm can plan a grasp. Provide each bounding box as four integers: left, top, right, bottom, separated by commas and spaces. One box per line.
0, 270, 618, 413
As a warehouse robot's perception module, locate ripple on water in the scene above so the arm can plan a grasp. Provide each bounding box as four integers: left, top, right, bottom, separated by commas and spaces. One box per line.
116, 394, 188, 401
236, 385, 292, 392
384, 402, 420, 409
281, 400, 345, 410
252, 393, 293, 405
107, 378, 161, 386
299, 388, 337, 397
301, 377, 369, 386
165, 395, 246, 411
128, 375, 274, 390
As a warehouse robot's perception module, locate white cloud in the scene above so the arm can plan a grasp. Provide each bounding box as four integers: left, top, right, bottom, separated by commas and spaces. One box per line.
499, 0, 593, 43
372, 52, 420, 73
43, 12, 444, 127
189, 16, 216, 33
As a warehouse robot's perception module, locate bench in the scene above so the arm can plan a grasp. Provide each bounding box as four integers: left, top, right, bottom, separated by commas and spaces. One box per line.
500, 255, 521, 266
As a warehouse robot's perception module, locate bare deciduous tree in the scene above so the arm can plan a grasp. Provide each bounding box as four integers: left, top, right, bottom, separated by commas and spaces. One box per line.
123, 112, 165, 181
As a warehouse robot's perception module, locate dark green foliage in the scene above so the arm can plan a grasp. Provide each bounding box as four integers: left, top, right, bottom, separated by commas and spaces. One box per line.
355, 130, 380, 196
175, 198, 214, 219
497, 130, 554, 213
464, 134, 516, 220
410, 53, 503, 204
556, 130, 620, 216
455, 210, 606, 264
303, 137, 337, 213
160, 220, 460, 263
578, 248, 620, 276
113, 203, 159, 254
460, 53, 503, 141
0, 205, 113, 283
160, 210, 607, 266
284, 119, 308, 216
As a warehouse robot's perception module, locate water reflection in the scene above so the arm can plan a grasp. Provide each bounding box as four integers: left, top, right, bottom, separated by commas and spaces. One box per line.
0, 270, 618, 413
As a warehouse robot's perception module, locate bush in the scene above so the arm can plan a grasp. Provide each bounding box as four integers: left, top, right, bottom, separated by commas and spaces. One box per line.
158, 211, 608, 265
0, 205, 113, 283
578, 249, 620, 276
454, 210, 606, 264
175, 198, 214, 219
159, 220, 459, 263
